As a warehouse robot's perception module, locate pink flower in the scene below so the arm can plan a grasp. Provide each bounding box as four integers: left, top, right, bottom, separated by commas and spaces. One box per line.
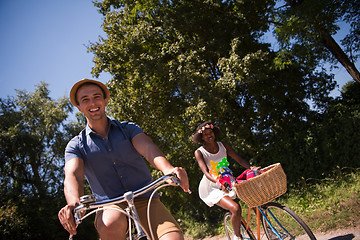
197, 124, 214, 134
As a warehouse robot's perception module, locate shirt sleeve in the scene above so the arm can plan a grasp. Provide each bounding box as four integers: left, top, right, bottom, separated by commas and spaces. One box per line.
64, 135, 83, 163
121, 121, 145, 140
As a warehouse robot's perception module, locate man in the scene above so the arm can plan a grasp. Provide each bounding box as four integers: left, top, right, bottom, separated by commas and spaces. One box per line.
58, 79, 189, 240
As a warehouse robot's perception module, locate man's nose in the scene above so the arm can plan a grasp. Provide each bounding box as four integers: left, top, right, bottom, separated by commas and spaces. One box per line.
89, 98, 96, 104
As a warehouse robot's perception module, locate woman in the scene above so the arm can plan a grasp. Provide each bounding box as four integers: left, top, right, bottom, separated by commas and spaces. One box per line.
193, 121, 258, 240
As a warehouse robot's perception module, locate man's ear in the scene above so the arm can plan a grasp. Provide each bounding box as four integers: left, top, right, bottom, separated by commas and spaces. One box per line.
76, 105, 83, 113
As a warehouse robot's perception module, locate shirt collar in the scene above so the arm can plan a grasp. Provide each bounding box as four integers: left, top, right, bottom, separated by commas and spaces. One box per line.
85, 118, 114, 136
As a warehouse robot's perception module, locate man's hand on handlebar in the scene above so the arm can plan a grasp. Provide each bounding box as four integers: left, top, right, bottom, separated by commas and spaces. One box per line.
167, 167, 190, 193
58, 204, 78, 236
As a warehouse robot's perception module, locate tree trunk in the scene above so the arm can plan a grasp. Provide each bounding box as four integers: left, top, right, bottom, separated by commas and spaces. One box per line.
285, 0, 360, 83
318, 25, 360, 83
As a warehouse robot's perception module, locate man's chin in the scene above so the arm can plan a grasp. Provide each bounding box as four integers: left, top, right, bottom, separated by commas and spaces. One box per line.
87, 113, 104, 120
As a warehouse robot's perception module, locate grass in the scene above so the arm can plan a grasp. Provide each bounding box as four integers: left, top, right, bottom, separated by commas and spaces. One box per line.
183, 168, 360, 239
280, 168, 360, 232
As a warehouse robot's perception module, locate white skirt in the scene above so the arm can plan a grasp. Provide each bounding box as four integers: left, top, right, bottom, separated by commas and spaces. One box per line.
198, 174, 237, 207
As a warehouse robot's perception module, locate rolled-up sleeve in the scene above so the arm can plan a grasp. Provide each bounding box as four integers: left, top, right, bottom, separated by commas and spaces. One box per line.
65, 136, 83, 163
122, 122, 144, 140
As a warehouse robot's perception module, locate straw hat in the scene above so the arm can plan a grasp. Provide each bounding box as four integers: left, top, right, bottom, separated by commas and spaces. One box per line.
70, 78, 110, 106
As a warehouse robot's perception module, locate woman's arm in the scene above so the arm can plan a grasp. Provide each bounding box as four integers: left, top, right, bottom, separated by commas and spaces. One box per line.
222, 142, 252, 169
194, 149, 218, 183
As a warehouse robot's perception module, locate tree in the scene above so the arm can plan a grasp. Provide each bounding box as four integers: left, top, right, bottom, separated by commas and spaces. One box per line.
0, 82, 72, 198
271, 0, 360, 82
88, 0, 337, 229
0, 82, 89, 239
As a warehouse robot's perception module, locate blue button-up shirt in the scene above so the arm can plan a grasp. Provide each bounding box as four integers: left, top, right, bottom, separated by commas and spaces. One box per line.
65, 119, 155, 200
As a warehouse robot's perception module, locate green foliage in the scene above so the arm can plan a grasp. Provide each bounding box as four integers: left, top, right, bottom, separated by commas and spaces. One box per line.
271, 0, 360, 78
0, 82, 88, 239
88, 0, 359, 230
341, 1, 360, 62
0, 82, 71, 198
3, 1, 358, 238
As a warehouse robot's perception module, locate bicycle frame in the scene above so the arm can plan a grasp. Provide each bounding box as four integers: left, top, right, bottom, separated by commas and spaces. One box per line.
241, 206, 286, 240
233, 203, 315, 240
258, 207, 293, 240
70, 174, 184, 240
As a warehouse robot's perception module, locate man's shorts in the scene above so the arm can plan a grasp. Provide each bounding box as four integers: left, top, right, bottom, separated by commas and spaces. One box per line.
95, 197, 182, 240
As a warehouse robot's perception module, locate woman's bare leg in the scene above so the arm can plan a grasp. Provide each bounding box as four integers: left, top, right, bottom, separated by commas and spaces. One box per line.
217, 196, 242, 237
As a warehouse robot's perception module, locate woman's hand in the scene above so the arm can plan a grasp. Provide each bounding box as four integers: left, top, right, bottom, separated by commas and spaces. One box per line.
250, 166, 261, 170
217, 179, 232, 193
220, 183, 230, 193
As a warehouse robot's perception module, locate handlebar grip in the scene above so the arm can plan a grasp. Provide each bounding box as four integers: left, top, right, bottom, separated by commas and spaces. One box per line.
168, 174, 191, 194
170, 174, 181, 185
73, 211, 82, 225
73, 203, 82, 225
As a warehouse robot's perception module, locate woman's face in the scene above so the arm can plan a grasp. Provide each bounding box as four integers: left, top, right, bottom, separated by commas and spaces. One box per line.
201, 128, 215, 143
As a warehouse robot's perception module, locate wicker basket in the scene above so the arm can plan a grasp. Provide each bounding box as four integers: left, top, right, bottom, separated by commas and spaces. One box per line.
234, 163, 287, 208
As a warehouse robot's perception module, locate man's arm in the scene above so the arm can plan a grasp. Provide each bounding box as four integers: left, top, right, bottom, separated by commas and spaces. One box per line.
132, 132, 189, 192
64, 158, 85, 205
58, 158, 84, 235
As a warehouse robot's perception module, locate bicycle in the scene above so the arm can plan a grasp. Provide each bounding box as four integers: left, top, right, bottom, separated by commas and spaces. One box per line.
70, 174, 189, 240
223, 163, 317, 240
223, 202, 317, 240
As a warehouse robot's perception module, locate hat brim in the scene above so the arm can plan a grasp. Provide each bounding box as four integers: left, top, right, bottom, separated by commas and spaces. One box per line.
70, 78, 110, 106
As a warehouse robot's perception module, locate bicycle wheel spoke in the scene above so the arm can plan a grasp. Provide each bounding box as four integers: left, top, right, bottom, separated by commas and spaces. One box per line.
224, 212, 255, 240
260, 203, 316, 240
224, 213, 235, 239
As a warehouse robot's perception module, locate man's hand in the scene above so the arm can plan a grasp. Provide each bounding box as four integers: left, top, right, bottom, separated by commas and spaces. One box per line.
168, 167, 190, 193
58, 205, 77, 236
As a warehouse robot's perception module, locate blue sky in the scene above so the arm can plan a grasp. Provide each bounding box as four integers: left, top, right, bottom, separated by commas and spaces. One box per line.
0, 0, 109, 99
0, 0, 356, 101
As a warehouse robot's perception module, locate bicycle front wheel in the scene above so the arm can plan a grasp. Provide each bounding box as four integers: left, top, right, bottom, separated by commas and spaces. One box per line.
224, 212, 255, 240
260, 202, 316, 240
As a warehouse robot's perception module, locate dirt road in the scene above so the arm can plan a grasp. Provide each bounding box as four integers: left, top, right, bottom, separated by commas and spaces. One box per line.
198, 226, 360, 240
308, 227, 360, 240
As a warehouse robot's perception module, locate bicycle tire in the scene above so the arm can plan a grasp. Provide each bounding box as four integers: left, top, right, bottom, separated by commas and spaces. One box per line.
260, 202, 317, 240
224, 212, 255, 240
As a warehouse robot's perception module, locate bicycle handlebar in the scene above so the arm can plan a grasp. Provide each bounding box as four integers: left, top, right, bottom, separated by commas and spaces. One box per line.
73, 174, 183, 223
69, 174, 189, 240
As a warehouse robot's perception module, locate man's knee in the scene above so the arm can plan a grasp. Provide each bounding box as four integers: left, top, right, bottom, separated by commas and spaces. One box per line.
95, 209, 128, 238
159, 230, 184, 240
